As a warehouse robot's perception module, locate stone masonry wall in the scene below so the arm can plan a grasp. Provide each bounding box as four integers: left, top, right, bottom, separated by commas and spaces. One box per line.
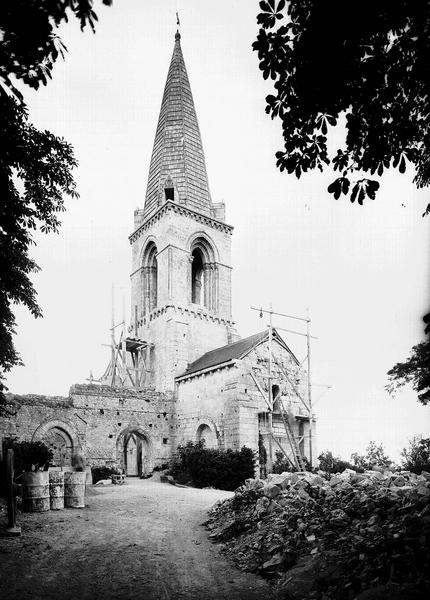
130, 204, 233, 320
129, 204, 234, 393
175, 365, 241, 451
0, 384, 175, 470
175, 337, 315, 466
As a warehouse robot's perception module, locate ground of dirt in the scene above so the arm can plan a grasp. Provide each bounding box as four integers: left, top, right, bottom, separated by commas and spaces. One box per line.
0, 478, 277, 600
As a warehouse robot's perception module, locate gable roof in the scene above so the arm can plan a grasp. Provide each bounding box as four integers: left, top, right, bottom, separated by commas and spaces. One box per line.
143, 32, 212, 220
178, 329, 298, 379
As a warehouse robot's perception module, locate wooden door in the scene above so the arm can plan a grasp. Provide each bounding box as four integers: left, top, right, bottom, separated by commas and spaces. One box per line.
125, 434, 138, 476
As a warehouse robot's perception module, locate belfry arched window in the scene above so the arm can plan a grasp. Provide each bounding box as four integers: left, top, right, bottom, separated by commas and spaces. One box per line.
190, 237, 217, 311
142, 241, 158, 314
191, 248, 204, 304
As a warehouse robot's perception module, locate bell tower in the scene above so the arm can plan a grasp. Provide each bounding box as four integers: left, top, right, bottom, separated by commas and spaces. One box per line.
129, 32, 236, 392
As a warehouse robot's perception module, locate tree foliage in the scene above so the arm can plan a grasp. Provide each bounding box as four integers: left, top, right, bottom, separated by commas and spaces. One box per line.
317, 450, 355, 475
401, 436, 430, 474
386, 339, 430, 405
253, 1, 430, 212
1, 439, 53, 473
351, 441, 392, 471
0, 1, 112, 410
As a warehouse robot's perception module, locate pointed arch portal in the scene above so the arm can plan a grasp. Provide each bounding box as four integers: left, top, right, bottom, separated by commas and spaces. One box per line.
116, 427, 153, 477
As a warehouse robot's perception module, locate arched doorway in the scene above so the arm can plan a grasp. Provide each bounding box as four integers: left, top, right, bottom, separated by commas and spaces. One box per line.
32, 419, 79, 468
117, 428, 152, 477
196, 423, 217, 449
42, 427, 74, 467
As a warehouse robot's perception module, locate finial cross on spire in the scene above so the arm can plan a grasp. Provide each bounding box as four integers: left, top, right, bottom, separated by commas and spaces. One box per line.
175, 11, 181, 40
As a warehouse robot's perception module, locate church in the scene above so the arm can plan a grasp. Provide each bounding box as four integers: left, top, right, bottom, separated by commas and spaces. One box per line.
0, 33, 315, 476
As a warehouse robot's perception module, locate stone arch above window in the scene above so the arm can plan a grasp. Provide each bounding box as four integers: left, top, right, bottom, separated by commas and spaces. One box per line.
142, 241, 158, 314
190, 236, 218, 312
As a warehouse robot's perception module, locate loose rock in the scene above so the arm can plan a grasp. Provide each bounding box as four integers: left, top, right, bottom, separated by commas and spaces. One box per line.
205, 468, 430, 600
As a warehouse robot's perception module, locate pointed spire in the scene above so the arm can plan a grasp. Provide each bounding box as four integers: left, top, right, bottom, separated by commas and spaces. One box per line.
143, 32, 212, 219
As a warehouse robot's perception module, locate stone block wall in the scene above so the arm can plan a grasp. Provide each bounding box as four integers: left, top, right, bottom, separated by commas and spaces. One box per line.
175, 365, 242, 451
130, 203, 233, 322
128, 203, 235, 393
0, 385, 175, 471
174, 337, 316, 468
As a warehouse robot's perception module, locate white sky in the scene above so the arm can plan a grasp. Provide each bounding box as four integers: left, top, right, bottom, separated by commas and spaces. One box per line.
6, 0, 430, 462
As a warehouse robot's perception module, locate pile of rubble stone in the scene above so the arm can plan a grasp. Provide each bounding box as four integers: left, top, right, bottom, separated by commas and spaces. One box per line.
205, 469, 430, 599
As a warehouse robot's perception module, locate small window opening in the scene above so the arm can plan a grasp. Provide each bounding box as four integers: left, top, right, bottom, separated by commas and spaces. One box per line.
272, 385, 281, 412
298, 420, 305, 457
164, 176, 174, 201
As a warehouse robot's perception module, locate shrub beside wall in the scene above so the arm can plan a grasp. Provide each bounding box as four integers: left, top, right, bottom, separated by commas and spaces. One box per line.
169, 441, 255, 491
1, 439, 52, 474
91, 465, 119, 484
0, 439, 53, 498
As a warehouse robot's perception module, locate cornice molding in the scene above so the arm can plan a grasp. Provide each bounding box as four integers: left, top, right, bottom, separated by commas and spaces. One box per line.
128, 302, 235, 330
129, 201, 233, 245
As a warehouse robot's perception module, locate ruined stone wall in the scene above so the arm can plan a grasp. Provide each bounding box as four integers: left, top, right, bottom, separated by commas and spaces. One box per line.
0, 385, 175, 469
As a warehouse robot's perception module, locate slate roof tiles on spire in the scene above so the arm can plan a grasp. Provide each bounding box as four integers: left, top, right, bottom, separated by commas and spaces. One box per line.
143, 32, 212, 219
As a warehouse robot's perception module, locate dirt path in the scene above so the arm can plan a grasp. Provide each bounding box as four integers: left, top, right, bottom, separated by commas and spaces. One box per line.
0, 478, 276, 600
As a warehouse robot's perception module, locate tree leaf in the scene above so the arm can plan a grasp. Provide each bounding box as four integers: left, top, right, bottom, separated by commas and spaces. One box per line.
327, 178, 341, 200
350, 183, 359, 204
253, 1, 427, 213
